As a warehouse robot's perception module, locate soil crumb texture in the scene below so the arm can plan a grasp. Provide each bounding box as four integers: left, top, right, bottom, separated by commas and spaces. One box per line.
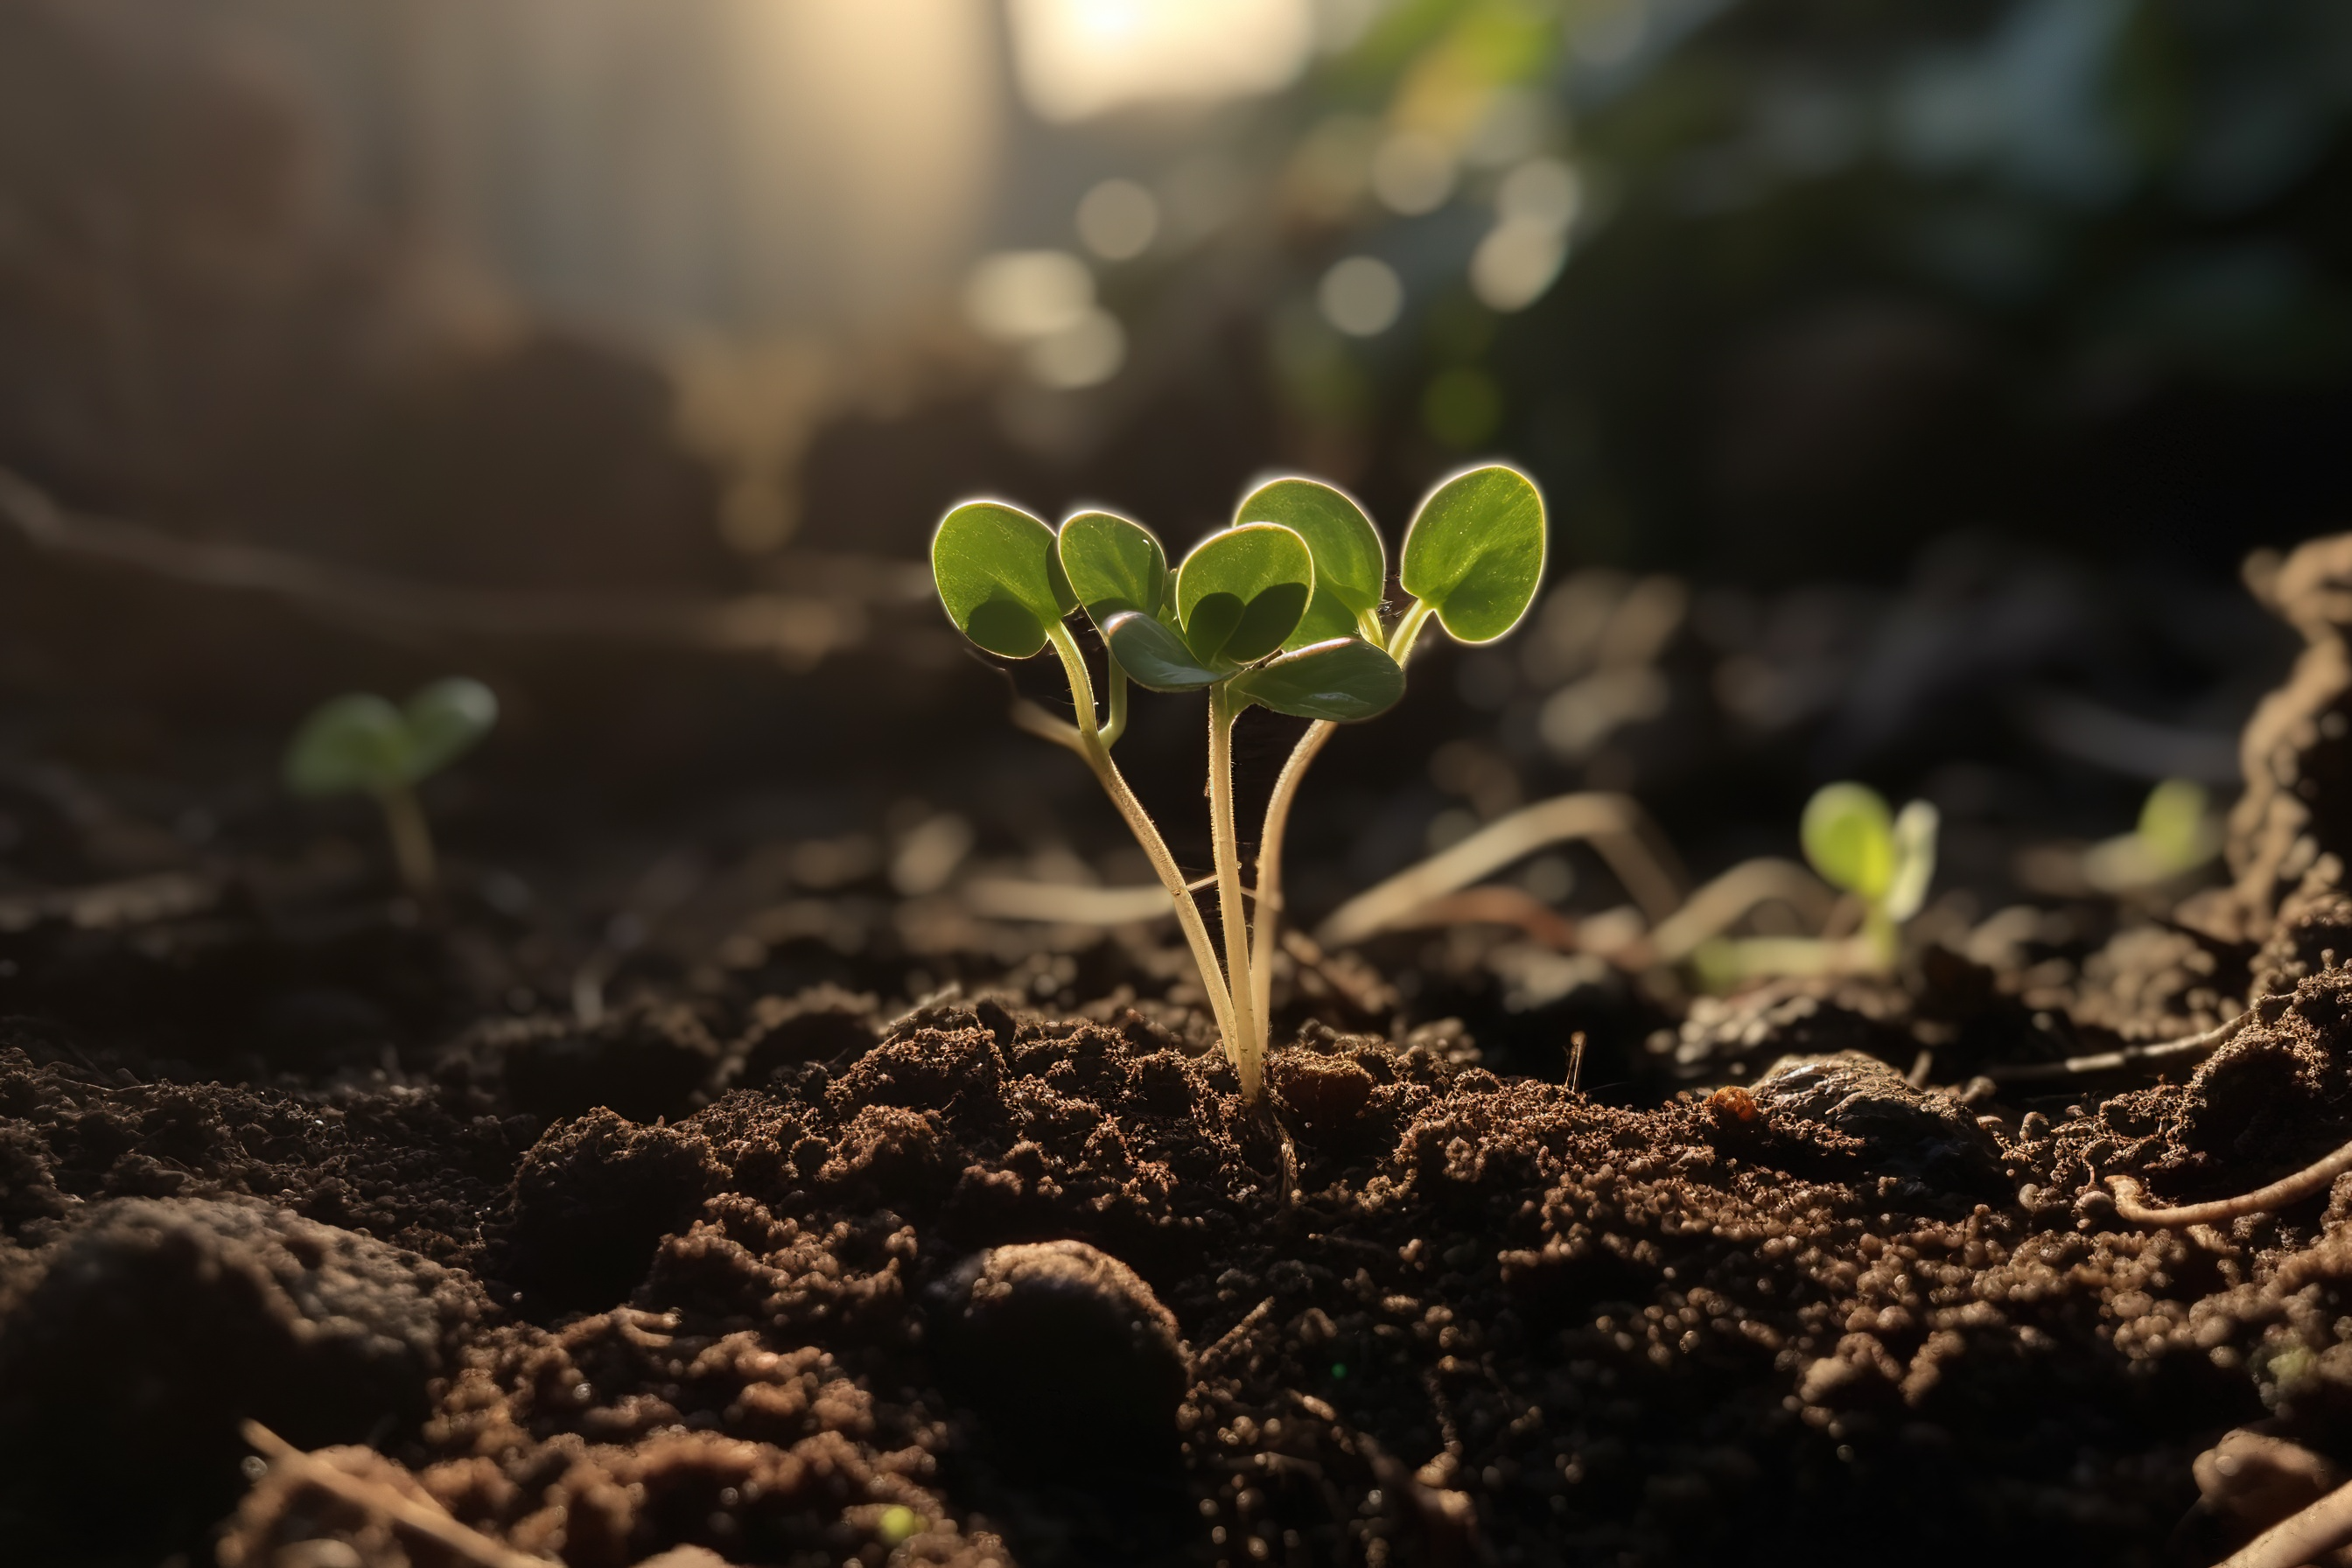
18, 538, 2352, 1566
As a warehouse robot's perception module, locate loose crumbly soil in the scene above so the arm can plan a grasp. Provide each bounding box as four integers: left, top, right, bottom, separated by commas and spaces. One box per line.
5, 975, 2347, 1568
13, 535, 2352, 1568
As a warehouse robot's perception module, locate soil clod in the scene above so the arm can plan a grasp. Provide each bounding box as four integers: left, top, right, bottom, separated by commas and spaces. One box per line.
931, 1239, 1189, 1465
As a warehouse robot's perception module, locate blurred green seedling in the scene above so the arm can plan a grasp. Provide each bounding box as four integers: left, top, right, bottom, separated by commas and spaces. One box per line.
1697, 781, 1938, 987
2081, 778, 2222, 892
285, 677, 500, 896
932, 466, 1544, 1099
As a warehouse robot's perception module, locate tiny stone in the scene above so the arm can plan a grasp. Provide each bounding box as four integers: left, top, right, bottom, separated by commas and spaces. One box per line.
930, 1240, 1188, 1462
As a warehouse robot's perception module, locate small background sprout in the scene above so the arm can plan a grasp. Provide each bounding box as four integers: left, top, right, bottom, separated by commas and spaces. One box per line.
1696, 780, 1938, 986
1803, 781, 1939, 959
285, 677, 500, 896
2081, 778, 2223, 892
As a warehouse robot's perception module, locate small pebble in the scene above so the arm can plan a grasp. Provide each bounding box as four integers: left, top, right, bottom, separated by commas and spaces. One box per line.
931, 1240, 1189, 1462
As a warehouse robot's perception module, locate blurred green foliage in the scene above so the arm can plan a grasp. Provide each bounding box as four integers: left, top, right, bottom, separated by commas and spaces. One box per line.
1245, 0, 2352, 573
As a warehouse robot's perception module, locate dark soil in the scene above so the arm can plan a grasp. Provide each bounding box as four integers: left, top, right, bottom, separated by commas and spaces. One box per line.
10, 536, 2352, 1568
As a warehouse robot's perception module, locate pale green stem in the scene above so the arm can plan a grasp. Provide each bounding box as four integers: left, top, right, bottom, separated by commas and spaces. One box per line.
1208, 682, 1263, 1099
1250, 718, 1336, 1041
376, 782, 437, 896
1099, 660, 1130, 749
1044, 624, 1245, 1068
1862, 906, 1900, 970
1244, 595, 1438, 1042
1388, 599, 1437, 663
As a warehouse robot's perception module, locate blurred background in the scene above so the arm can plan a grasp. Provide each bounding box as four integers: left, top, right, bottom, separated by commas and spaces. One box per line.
2, 0, 2348, 1077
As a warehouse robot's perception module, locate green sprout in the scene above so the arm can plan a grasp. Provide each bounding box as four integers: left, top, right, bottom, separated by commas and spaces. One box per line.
2080, 778, 2222, 892
1802, 782, 1938, 963
1695, 781, 1938, 986
931, 466, 1544, 1099
284, 678, 500, 896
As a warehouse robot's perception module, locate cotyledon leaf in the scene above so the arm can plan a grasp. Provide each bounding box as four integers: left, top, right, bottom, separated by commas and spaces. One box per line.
1236, 478, 1384, 649
932, 500, 1076, 659
402, 678, 499, 783
284, 694, 410, 798
1059, 510, 1167, 626
1397, 466, 1545, 645
1102, 611, 1223, 691
1173, 522, 1313, 667
1801, 782, 1897, 903
1228, 637, 1405, 722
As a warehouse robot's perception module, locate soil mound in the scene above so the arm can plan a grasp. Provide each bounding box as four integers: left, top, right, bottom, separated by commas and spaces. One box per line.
1, 999, 2334, 1566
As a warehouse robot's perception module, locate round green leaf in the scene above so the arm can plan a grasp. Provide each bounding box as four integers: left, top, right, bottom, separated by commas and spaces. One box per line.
1397, 465, 1545, 644
285, 694, 409, 799
1174, 522, 1314, 668
1236, 478, 1385, 648
1059, 510, 1167, 626
402, 678, 499, 783
1801, 782, 1896, 902
1102, 611, 1222, 691
932, 500, 1077, 659
1229, 637, 1405, 722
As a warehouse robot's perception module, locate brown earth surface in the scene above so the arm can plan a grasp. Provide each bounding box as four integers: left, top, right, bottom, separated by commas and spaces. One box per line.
11, 534, 2352, 1567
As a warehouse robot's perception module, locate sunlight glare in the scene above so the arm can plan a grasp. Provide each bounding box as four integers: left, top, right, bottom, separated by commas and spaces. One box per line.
1009, 0, 1315, 122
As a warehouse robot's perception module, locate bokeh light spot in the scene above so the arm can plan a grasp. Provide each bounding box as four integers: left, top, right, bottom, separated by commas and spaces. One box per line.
1319, 256, 1404, 336
1076, 178, 1160, 261
1497, 157, 1582, 231
1026, 307, 1127, 388
1470, 222, 1567, 312
965, 250, 1094, 342
1372, 130, 1457, 215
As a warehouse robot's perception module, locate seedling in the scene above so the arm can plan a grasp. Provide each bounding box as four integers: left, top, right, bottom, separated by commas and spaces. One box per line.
1803, 782, 1938, 962
1695, 781, 1938, 985
932, 466, 1544, 1098
285, 678, 500, 895
2081, 778, 2222, 892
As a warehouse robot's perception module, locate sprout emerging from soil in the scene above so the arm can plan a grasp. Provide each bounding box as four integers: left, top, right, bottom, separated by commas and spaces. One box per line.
1696, 780, 1937, 985
2080, 777, 2222, 892
284, 678, 499, 896
931, 467, 1544, 1098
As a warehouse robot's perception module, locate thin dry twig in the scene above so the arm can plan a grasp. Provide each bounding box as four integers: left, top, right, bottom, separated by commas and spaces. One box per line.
2215, 1475, 2352, 1568
2109, 1132, 2352, 1229
959, 868, 1221, 925
961, 877, 1174, 924
1344, 884, 1582, 948
1317, 792, 1685, 947
1991, 1011, 2252, 1084
241, 1420, 552, 1568
1639, 856, 1836, 965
